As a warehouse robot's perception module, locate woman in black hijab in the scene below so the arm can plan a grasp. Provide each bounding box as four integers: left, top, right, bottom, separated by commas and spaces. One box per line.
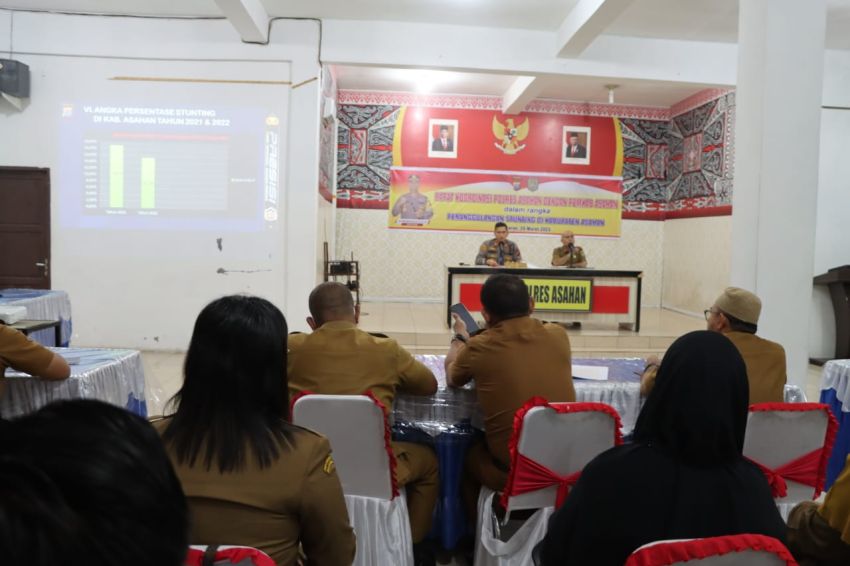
534, 330, 786, 565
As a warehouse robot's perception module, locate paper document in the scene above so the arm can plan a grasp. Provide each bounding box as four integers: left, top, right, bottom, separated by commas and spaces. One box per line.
573, 364, 609, 381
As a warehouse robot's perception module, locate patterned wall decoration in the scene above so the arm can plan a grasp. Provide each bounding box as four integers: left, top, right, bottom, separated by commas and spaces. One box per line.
336, 89, 734, 219
619, 118, 669, 219
337, 104, 400, 208
666, 91, 735, 218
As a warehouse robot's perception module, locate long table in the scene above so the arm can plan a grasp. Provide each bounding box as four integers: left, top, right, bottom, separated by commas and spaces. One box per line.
395, 354, 807, 549
446, 266, 643, 330
1, 347, 147, 418
0, 288, 72, 346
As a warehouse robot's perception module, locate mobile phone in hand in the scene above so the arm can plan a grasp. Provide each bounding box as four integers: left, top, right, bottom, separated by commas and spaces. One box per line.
450, 303, 480, 334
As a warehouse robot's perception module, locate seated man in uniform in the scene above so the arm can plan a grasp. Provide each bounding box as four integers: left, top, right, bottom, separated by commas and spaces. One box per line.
641, 287, 787, 403
445, 274, 575, 512
0, 323, 70, 400
288, 282, 439, 564
475, 222, 522, 266
551, 230, 587, 268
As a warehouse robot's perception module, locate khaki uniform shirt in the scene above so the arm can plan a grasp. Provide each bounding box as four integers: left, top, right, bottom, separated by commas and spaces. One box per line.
725, 331, 787, 404
155, 418, 355, 566
475, 238, 523, 266
0, 324, 55, 398
448, 317, 575, 466
391, 192, 434, 221
287, 321, 435, 411
551, 245, 587, 267
787, 501, 850, 566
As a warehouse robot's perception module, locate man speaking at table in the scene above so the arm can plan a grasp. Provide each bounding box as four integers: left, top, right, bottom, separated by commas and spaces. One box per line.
287, 282, 439, 563
551, 230, 587, 268
445, 274, 575, 510
475, 222, 522, 266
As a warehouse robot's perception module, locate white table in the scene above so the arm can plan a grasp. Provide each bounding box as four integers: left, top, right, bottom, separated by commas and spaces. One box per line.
1, 347, 147, 418
0, 288, 72, 346
396, 355, 807, 436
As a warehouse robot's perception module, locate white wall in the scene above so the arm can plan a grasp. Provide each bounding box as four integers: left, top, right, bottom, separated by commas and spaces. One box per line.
809, 49, 850, 359
661, 216, 731, 314
336, 209, 664, 306
0, 11, 323, 348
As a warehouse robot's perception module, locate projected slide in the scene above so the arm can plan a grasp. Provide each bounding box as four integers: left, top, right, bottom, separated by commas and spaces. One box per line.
61, 104, 281, 231
88, 136, 230, 213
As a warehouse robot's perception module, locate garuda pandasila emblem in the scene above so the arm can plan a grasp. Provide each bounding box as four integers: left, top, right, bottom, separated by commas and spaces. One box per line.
492, 116, 529, 155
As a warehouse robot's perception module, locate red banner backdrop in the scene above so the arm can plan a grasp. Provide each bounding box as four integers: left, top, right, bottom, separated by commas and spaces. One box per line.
393, 107, 624, 178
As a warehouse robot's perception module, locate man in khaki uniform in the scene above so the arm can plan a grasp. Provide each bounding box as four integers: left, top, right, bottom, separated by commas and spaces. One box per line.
641, 287, 786, 403
0, 323, 71, 399
446, 274, 575, 502
288, 282, 439, 555
551, 230, 588, 268
705, 287, 787, 404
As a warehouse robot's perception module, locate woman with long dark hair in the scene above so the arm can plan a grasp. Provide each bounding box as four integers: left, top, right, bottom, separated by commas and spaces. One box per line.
158, 295, 355, 566
534, 330, 787, 565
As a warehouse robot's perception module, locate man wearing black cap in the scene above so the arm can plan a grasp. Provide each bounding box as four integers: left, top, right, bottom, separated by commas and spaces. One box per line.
391, 174, 434, 223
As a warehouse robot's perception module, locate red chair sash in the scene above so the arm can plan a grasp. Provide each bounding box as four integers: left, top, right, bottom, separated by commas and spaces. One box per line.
510, 452, 581, 508
747, 448, 824, 498
500, 396, 623, 510
747, 403, 839, 498
185, 547, 276, 566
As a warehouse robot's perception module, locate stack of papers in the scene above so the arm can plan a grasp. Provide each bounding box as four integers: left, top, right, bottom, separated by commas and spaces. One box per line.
573, 365, 609, 381
0, 306, 28, 324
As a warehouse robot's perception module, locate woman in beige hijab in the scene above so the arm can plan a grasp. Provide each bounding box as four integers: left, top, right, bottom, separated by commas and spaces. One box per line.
787, 455, 850, 565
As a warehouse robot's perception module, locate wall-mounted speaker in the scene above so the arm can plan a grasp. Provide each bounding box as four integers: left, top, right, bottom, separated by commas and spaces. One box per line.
0, 59, 30, 98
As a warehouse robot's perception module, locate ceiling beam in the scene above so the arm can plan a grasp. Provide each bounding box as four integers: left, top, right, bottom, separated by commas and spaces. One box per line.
502, 76, 547, 114
556, 0, 636, 58
214, 0, 270, 43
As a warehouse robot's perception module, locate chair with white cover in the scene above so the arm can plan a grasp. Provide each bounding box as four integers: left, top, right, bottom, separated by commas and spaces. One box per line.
291, 392, 413, 566
623, 534, 799, 566
474, 397, 622, 566
185, 545, 276, 566
743, 403, 838, 521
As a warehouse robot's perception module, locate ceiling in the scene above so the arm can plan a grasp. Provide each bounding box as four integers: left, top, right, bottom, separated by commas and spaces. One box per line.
334, 66, 716, 107
4, 0, 850, 48
4, 0, 849, 106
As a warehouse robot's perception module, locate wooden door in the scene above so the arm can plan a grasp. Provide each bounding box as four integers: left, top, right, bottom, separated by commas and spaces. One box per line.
0, 167, 51, 289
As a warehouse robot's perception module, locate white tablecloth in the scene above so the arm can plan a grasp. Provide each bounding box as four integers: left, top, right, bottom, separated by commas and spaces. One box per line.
395, 355, 807, 436
1, 347, 147, 418
0, 288, 72, 346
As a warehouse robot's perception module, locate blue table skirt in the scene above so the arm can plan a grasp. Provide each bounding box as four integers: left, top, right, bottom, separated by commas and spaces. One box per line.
394, 421, 476, 549
820, 388, 850, 489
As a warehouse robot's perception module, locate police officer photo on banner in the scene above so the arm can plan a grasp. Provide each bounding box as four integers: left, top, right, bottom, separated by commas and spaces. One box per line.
562, 125, 591, 165
428, 118, 458, 159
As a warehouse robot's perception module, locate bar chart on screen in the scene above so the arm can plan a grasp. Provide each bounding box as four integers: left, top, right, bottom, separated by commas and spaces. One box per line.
83, 134, 230, 215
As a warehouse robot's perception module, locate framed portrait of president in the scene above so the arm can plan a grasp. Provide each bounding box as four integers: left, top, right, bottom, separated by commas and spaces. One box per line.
562, 126, 591, 165
428, 119, 458, 159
